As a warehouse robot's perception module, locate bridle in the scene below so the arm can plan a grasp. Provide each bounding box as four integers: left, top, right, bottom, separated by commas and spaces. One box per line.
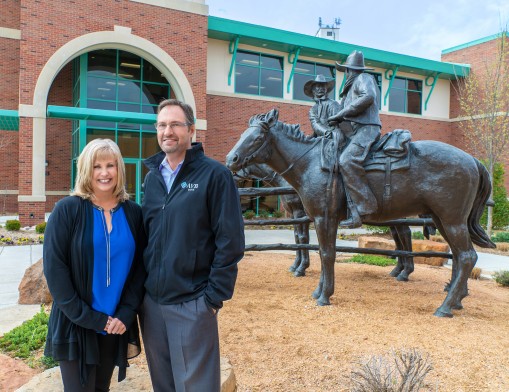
240, 121, 321, 177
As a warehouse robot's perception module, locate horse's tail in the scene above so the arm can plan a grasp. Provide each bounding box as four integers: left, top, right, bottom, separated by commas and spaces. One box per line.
469, 159, 496, 248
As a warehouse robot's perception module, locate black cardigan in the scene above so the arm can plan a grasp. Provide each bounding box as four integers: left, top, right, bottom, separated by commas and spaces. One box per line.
43, 196, 146, 385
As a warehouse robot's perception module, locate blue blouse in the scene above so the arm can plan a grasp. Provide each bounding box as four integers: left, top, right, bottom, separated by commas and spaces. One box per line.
91, 204, 135, 319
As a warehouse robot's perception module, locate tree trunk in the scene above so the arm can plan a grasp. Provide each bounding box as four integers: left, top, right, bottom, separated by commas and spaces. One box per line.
487, 159, 494, 237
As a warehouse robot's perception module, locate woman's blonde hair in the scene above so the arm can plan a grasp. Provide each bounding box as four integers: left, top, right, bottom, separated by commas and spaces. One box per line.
72, 138, 129, 202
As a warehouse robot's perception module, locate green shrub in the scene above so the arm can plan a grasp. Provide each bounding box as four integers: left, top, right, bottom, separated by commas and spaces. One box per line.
35, 222, 46, 234
481, 163, 509, 230
0, 306, 58, 369
493, 270, 509, 287
272, 210, 284, 218
364, 225, 390, 235
491, 231, 509, 243
243, 210, 255, 220
5, 219, 21, 231
411, 231, 425, 240
341, 254, 397, 267
258, 209, 270, 218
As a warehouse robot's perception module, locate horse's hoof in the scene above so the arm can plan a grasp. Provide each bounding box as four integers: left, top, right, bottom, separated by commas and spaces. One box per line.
312, 289, 320, 299
434, 308, 453, 318
294, 269, 306, 277
396, 274, 409, 282
288, 266, 297, 272
389, 270, 399, 277
316, 298, 331, 306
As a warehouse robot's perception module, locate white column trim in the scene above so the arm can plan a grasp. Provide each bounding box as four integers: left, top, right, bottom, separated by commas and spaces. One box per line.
0, 27, 21, 40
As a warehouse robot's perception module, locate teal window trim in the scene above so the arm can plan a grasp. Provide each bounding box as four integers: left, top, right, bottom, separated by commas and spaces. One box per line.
388, 76, 423, 114
234, 49, 283, 98
286, 47, 300, 93
228, 36, 240, 86
384, 66, 399, 106
424, 73, 440, 111
0, 109, 19, 131
47, 105, 157, 124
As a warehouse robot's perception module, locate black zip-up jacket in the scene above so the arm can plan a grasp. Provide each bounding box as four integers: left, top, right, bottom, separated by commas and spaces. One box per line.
142, 143, 245, 309
43, 196, 146, 385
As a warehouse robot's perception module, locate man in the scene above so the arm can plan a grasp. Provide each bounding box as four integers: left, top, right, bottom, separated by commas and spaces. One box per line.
141, 99, 245, 392
305, 74, 341, 139
328, 50, 382, 228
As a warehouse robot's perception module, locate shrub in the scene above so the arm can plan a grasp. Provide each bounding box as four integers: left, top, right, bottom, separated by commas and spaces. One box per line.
364, 225, 390, 235
35, 222, 46, 234
493, 270, 509, 287
496, 242, 509, 252
491, 231, 509, 243
243, 210, 255, 220
411, 231, 425, 240
0, 306, 58, 369
429, 234, 446, 243
272, 210, 284, 218
470, 267, 482, 280
481, 163, 509, 230
341, 254, 397, 267
5, 219, 21, 231
350, 348, 433, 392
258, 209, 270, 218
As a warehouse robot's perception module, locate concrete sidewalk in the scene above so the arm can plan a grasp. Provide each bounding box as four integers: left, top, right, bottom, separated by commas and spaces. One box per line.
1, 229, 508, 335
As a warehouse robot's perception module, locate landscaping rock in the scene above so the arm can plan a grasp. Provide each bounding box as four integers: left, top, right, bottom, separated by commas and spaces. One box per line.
18, 259, 52, 305
16, 357, 236, 391
357, 236, 450, 266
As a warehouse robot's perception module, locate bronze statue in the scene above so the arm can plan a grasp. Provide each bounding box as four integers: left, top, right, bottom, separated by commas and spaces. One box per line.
226, 108, 495, 317
328, 50, 382, 229
236, 163, 311, 277
305, 74, 340, 139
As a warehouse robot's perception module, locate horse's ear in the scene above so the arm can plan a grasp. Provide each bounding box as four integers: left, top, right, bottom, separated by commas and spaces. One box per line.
266, 108, 279, 126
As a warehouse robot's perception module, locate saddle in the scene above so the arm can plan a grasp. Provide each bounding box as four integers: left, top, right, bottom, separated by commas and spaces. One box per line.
320, 129, 413, 211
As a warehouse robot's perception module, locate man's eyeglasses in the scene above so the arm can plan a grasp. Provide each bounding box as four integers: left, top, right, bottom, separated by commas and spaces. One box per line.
154, 122, 191, 131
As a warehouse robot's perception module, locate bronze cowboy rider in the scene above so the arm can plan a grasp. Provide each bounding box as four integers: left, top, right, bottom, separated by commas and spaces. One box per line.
304, 74, 341, 139
328, 50, 382, 229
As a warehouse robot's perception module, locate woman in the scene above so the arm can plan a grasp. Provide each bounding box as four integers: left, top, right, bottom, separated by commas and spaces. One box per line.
43, 138, 146, 391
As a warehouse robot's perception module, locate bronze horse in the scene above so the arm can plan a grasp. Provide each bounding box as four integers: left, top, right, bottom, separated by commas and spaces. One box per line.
236, 162, 421, 281
226, 109, 495, 317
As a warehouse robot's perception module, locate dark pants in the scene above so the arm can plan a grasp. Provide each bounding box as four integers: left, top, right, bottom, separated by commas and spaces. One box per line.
339, 124, 381, 216
140, 293, 220, 392
59, 334, 119, 392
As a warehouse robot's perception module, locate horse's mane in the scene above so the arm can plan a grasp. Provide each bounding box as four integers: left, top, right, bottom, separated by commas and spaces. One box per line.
249, 113, 316, 143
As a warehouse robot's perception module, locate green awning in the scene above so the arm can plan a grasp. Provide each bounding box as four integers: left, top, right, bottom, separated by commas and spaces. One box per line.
0, 110, 19, 131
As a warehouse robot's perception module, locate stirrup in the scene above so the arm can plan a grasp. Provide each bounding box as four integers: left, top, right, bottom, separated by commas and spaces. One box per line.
339, 215, 362, 229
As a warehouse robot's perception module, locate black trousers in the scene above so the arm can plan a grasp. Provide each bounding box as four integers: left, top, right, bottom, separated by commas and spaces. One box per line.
59, 334, 119, 392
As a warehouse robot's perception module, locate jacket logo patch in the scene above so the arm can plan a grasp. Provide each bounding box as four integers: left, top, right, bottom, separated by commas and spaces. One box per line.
180, 181, 199, 191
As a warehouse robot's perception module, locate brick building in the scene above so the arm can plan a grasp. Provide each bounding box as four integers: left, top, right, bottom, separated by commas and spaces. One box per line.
0, 0, 505, 224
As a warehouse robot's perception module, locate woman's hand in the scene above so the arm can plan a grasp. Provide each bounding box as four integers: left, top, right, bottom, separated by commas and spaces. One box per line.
104, 316, 127, 335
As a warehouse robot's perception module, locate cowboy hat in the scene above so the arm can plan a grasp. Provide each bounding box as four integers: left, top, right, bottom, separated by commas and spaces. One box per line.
303, 74, 335, 98
335, 50, 373, 72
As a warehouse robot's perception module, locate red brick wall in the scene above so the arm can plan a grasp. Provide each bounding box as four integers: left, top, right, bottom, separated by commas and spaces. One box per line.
442, 36, 509, 189
0, 0, 20, 29
0, 131, 19, 213
0, 38, 19, 110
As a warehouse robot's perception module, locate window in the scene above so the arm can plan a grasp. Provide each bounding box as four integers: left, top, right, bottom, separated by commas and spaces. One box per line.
388, 77, 422, 114
293, 60, 335, 101
366, 72, 382, 109
87, 49, 170, 115
235, 51, 283, 98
